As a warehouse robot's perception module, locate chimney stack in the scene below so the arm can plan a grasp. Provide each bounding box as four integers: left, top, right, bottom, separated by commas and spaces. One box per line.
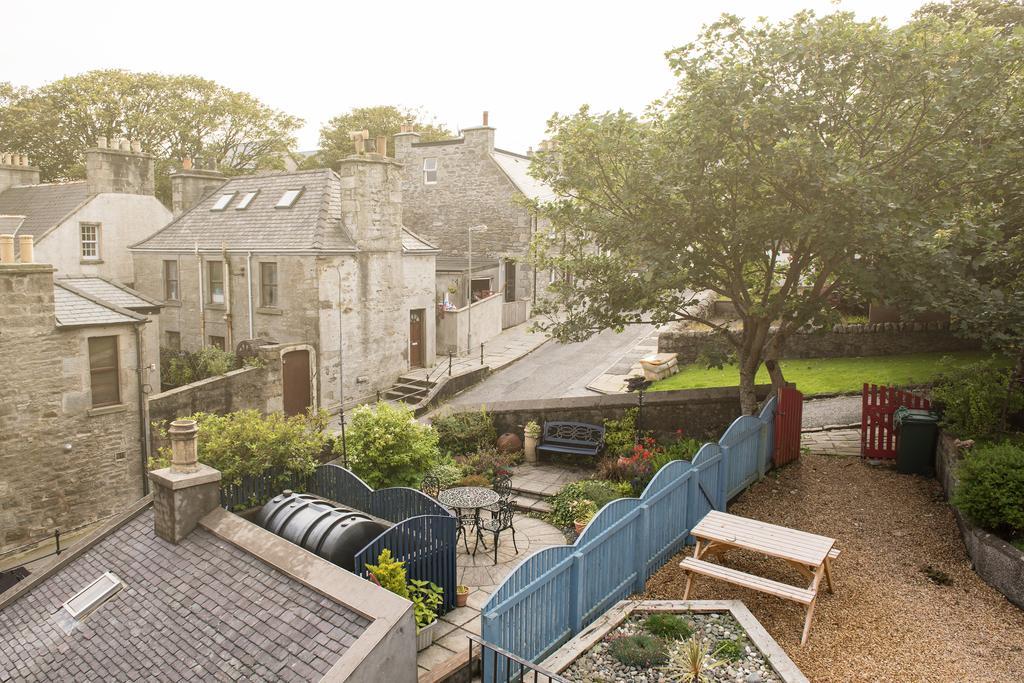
170, 162, 227, 217
394, 123, 421, 160
0, 152, 41, 194
0, 235, 14, 264
85, 137, 156, 196
482, 111, 489, 126
149, 419, 222, 544
18, 235, 33, 264
462, 111, 495, 151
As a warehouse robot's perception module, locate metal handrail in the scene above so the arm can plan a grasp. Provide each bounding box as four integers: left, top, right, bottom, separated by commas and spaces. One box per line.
468, 634, 568, 683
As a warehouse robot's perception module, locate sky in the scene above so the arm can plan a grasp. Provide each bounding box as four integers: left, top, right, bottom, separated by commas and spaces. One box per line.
3, 0, 924, 154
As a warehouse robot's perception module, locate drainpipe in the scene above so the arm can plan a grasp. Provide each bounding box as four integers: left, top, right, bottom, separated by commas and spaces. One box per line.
246, 251, 254, 340
222, 244, 233, 351
531, 216, 538, 308
135, 323, 150, 495
197, 244, 206, 347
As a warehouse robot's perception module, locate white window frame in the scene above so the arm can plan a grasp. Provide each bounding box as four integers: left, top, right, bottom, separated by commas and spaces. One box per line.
211, 193, 235, 211
80, 222, 101, 261
423, 158, 438, 185
276, 189, 303, 208
235, 191, 258, 209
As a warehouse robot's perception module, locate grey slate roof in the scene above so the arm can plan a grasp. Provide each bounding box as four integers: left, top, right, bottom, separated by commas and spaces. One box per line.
0, 181, 91, 241
401, 226, 439, 253
436, 255, 500, 272
492, 149, 556, 203
58, 277, 163, 311
132, 169, 357, 252
0, 508, 370, 683
52, 282, 146, 327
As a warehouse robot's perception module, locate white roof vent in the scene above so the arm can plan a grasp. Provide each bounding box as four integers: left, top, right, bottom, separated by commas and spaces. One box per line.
55, 572, 123, 633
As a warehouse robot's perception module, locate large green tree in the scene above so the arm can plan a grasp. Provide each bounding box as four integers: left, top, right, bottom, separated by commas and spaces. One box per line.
308, 105, 451, 168
529, 6, 1024, 413
0, 70, 302, 202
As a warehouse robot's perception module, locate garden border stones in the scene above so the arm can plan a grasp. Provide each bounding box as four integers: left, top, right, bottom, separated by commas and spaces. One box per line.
540, 600, 808, 683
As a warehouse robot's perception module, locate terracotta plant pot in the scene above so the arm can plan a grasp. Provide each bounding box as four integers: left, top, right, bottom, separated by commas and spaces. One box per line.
455, 585, 470, 608
574, 519, 588, 536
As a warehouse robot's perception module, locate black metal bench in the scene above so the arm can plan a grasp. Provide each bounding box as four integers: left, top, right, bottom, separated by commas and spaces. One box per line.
537, 421, 605, 458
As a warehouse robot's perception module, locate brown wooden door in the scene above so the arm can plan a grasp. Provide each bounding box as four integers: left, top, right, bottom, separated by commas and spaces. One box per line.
282, 349, 311, 416
504, 261, 517, 302
409, 309, 425, 369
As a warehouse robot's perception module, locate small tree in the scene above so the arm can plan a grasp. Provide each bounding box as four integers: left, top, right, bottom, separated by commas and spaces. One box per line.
345, 402, 440, 489
308, 105, 451, 169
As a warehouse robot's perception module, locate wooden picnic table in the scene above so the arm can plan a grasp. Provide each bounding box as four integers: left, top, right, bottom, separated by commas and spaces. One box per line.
681, 510, 839, 645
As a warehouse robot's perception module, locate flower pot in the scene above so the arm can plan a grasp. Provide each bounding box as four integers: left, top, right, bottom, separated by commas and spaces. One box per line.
416, 619, 438, 651
455, 586, 470, 608
524, 434, 539, 463
574, 519, 588, 536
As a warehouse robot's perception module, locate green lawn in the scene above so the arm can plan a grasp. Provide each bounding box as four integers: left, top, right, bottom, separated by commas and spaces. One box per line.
650, 351, 998, 396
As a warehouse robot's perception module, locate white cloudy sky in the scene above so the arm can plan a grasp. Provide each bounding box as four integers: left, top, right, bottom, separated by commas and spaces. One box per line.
4, 0, 923, 153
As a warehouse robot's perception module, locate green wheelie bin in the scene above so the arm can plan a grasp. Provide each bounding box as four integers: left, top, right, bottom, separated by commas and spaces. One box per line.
894, 406, 940, 476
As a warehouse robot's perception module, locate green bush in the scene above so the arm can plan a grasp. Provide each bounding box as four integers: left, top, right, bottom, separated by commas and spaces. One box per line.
458, 447, 521, 480
160, 346, 239, 389
432, 408, 497, 456
932, 359, 1022, 439
423, 458, 464, 489
150, 409, 327, 487
548, 479, 632, 527
713, 639, 744, 662
365, 548, 409, 599
642, 614, 693, 640
607, 634, 669, 668
365, 550, 443, 631
344, 402, 441, 489
954, 441, 1024, 536
603, 408, 639, 458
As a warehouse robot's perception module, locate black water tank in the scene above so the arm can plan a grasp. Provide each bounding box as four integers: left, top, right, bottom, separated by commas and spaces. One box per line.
255, 491, 389, 571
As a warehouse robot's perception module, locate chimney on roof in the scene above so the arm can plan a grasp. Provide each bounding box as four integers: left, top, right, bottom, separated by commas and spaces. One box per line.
0, 234, 14, 264
18, 235, 33, 264
149, 419, 223, 544
463, 111, 495, 152
170, 161, 227, 217
482, 111, 489, 126
86, 137, 156, 196
393, 122, 421, 161
0, 152, 41, 194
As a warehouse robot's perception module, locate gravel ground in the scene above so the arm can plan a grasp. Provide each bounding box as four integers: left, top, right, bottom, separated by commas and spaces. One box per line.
642, 452, 1024, 682
801, 395, 862, 429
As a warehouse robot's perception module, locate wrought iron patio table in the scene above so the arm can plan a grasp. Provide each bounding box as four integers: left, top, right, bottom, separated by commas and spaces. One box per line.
438, 486, 500, 549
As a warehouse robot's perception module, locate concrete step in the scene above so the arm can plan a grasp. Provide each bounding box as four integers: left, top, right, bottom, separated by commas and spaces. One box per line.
396, 376, 434, 389
511, 490, 552, 515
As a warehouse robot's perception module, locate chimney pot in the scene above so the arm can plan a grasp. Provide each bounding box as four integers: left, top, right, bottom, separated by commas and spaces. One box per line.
0, 235, 14, 264
181, 157, 193, 171
168, 419, 200, 473
18, 235, 33, 264
149, 418, 222, 544
119, 138, 131, 152
375, 135, 388, 157
131, 140, 142, 153
483, 111, 489, 126
97, 136, 108, 149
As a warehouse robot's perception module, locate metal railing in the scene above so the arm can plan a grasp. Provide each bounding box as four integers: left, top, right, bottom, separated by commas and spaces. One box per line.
469, 634, 568, 683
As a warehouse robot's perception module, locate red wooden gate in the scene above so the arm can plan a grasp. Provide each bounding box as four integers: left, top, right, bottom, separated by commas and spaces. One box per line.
774, 386, 804, 466
861, 383, 930, 459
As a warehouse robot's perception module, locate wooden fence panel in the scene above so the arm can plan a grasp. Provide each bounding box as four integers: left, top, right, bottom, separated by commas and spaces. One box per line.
861, 384, 930, 459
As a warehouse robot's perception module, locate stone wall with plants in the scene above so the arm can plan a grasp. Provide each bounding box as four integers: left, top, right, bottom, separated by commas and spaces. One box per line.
658, 321, 979, 365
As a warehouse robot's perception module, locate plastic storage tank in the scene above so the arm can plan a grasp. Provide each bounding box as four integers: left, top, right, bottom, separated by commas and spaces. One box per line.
255, 491, 389, 571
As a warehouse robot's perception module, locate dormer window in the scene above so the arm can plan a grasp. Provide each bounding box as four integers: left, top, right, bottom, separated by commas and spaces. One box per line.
276, 189, 302, 208
235, 191, 258, 209
423, 158, 438, 184
211, 193, 235, 211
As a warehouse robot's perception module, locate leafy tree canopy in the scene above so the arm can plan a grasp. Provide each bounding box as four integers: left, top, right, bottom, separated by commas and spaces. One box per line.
0, 69, 302, 203
308, 105, 451, 168
529, 4, 1024, 412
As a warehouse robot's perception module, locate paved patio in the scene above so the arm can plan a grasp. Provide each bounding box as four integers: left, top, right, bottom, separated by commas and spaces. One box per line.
800, 427, 861, 456
506, 461, 592, 514
416, 512, 566, 678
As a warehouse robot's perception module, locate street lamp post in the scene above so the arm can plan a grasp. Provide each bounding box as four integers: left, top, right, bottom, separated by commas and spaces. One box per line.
327, 265, 348, 465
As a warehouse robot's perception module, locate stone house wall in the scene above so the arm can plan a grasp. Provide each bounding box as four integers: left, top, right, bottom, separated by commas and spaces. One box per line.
658, 321, 981, 365
0, 264, 148, 553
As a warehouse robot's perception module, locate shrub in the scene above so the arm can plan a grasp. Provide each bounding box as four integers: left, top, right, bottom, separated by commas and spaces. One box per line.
713, 639, 744, 662
365, 549, 409, 599
458, 447, 521, 480
603, 408, 639, 458
424, 458, 464, 489
160, 346, 239, 389
432, 408, 497, 456
366, 551, 443, 631
150, 409, 327, 487
344, 402, 440, 489
458, 474, 491, 487
548, 479, 632, 527
954, 441, 1024, 536
408, 578, 444, 629
607, 634, 668, 668
642, 614, 693, 640
567, 498, 598, 524
931, 359, 1022, 439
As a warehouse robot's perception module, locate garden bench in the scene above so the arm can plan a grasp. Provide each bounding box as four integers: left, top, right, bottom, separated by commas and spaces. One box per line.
537, 421, 605, 458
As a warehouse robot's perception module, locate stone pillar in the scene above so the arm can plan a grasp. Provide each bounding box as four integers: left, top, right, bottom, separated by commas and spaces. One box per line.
148, 419, 222, 543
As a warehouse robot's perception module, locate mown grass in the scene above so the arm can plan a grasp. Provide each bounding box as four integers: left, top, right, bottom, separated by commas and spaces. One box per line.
650, 351, 1000, 396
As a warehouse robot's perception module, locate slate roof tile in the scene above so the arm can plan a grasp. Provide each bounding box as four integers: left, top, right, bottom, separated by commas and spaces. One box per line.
58, 277, 162, 310
52, 282, 145, 327
0, 182, 92, 241
492, 149, 556, 202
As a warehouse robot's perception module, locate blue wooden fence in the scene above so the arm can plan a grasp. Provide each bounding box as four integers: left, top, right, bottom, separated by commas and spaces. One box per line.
481, 397, 777, 676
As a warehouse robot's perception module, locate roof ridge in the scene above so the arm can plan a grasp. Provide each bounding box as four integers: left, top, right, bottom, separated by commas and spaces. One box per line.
493, 147, 532, 160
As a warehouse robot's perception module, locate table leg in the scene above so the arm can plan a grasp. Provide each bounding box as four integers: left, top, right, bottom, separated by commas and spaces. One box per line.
801, 597, 817, 646
823, 557, 834, 594
683, 540, 702, 600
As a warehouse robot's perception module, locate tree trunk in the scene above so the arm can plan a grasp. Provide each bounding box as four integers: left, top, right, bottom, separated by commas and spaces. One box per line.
738, 364, 759, 415
765, 359, 787, 392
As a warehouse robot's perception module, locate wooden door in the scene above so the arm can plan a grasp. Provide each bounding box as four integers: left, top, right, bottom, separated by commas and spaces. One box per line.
282, 349, 311, 417
773, 386, 804, 466
504, 261, 517, 302
409, 310, 425, 369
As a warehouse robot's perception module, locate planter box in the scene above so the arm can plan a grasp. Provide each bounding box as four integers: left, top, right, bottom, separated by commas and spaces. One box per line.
417, 620, 438, 652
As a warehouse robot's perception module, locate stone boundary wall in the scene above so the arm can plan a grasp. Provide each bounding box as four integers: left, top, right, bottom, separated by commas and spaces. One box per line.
440, 385, 773, 442
935, 432, 1024, 609
658, 322, 980, 365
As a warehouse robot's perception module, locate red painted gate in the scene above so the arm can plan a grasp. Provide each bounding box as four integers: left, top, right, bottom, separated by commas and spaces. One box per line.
861, 383, 930, 459
774, 386, 804, 466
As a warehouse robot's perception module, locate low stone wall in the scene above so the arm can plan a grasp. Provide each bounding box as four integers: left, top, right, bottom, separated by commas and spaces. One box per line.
935, 433, 1024, 609
658, 322, 980, 365
443, 385, 773, 442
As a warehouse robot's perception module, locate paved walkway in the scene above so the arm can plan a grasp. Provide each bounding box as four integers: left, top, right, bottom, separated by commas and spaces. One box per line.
406, 319, 549, 382
801, 427, 861, 456
585, 326, 661, 394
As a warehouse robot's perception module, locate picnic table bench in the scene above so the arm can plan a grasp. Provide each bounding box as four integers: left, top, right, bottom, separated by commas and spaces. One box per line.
537, 421, 605, 458
681, 510, 840, 645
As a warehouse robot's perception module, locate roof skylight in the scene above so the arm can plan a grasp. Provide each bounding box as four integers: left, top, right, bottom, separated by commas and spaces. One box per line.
235, 191, 258, 209
276, 189, 302, 208
62, 572, 123, 622
211, 193, 236, 211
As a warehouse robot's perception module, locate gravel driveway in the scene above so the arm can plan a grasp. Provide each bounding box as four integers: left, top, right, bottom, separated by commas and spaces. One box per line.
801, 394, 861, 429
643, 452, 1024, 682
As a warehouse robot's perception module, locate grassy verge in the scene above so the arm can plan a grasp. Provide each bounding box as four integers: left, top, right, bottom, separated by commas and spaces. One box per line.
650, 351, 998, 396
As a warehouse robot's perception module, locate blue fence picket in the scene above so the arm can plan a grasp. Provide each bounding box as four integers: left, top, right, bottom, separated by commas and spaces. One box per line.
481, 398, 780, 678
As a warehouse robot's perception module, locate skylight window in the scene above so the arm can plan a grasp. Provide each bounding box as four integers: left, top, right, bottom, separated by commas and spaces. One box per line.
235, 191, 258, 209
54, 571, 123, 634
276, 189, 302, 208
211, 193, 236, 211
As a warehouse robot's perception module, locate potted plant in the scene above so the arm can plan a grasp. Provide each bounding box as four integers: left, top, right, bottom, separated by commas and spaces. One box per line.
409, 578, 445, 651
524, 421, 541, 463
455, 584, 470, 608
572, 499, 598, 536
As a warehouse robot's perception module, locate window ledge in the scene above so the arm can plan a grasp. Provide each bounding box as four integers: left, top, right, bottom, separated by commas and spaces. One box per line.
256, 306, 283, 316
80, 259, 104, 265
88, 403, 127, 417
205, 303, 226, 311
162, 300, 182, 308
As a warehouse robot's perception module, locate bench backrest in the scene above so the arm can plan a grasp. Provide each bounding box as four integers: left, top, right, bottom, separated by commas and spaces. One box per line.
542, 421, 605, 446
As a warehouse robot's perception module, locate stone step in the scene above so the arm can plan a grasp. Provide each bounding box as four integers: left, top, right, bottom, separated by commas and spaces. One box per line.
511, 490, 552, 515
509, 480, 551, 498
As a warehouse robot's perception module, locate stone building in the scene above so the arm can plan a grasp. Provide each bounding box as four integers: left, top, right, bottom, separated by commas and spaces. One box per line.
130, 152, 439, 415
394, 112, 554, 318
0, 142, 172, 285
0, 244, 160, 554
